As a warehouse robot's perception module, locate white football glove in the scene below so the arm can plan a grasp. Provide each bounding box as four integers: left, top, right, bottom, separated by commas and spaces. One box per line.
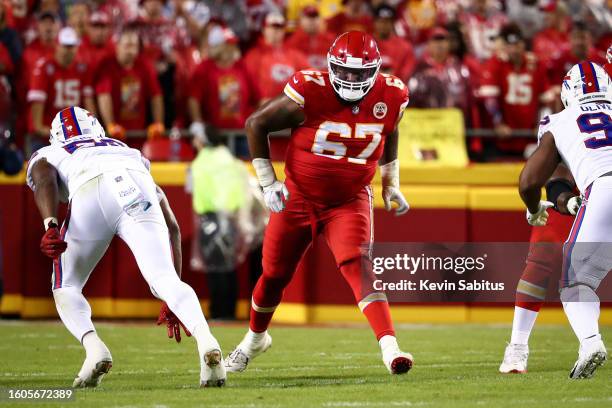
380, 159, 409, 216
252, 158, 289, 213
383, 187, 409, 215
263, 181, 289, 213
566, 196, 582, 216
526, 201, 554, 226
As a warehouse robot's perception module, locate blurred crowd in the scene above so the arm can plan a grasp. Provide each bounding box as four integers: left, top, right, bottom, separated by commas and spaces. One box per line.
0, 0, 611, 161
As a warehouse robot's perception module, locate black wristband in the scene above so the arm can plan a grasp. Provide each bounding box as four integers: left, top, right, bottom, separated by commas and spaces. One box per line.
545, 178, 574, 210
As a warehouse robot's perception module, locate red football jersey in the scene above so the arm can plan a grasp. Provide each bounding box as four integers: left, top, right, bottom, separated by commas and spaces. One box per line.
27, 58, 93, 128
283, 70, 409, 206
480, 55, 551, 130
549, 48, 607, 85
189, 58, 256, 129
285, 29, 336, 71
95, 56, 162, 130
77, 36, 115, 80
244, 41, 309, 102
377, 35, 416, 81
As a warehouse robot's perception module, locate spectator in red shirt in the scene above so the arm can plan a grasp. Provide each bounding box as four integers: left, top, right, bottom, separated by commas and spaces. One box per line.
326, 0, 373, 35
372, 4, 415, 82
27, 27, 95, 140
188, 26, 256, 144
96, 25, 165, 141
409, 27, 474, 120
244, 12, 308, 105
22, 12, 58, 75
479, 24, 554, 156
78, 11, 114, 80
67, 0, 90, 39
460, 0, 508, 61
550, 21, 607, 84
532, 1, 570, 67
285, 6, 335, 71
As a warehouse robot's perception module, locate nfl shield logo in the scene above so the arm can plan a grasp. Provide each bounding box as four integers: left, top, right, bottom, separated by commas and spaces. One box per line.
373, 102, 387, 119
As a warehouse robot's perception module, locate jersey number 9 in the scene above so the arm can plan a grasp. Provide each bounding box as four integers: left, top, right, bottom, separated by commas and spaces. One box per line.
578, 113, 612, 149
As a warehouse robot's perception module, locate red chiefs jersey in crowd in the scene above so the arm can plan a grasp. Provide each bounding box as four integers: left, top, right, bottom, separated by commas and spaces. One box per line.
22, 39, 55, 78
244, 41, 308, 102
376, 35, 415, 81
282, 70, 409, 206
95, 56, 161, 130
326, 13, 373, 36
77, 36, 115, 79
26, 58, 93, 129
459, 11, 507, 61
285, 29, 336, 71
532, 28, 570, 67
189, 59, 256, 129
480, 55, 552, 130
549, 48, 607, 85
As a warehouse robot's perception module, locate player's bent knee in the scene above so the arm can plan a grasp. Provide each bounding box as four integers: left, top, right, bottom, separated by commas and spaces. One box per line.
560, 284, 600, 302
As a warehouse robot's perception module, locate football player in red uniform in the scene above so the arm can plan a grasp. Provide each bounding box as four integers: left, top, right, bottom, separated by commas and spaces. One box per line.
224, 31, 413, 375
500, 161, 577, 374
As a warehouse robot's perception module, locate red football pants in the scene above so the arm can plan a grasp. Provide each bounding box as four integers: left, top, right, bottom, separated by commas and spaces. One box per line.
250, 181, 394, 340
516, 210, 574, 311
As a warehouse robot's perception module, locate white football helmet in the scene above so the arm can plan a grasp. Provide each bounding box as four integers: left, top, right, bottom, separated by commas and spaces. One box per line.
50, 106, 105, 144
560, 62, 612, 108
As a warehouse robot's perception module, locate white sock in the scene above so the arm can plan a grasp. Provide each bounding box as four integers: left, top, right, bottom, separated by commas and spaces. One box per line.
379, 335, 399, 354
82, 331, 110, 358
194, 323, 220, 356
244, 329, 266, 346
562, 301, 600, 342
510, 306, 538, 345
53, 287, 96, 342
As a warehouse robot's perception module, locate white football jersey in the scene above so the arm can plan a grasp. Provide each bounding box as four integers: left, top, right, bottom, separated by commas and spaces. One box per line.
538, 102, 612, 193
26, 137, 151, 201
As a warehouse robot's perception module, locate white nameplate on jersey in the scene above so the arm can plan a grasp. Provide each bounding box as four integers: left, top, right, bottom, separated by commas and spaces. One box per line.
105, 169, 150, 215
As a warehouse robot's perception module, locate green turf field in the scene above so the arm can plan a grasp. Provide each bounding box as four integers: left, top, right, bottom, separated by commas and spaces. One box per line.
0, 321, 610, 408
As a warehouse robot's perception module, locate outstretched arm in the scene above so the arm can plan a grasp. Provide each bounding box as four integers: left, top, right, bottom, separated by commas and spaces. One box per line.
519, 132, 561, 213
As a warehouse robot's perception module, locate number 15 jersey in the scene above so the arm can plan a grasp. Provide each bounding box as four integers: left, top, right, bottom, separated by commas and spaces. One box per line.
283, 70, 409, 206
539, 102, 612, 193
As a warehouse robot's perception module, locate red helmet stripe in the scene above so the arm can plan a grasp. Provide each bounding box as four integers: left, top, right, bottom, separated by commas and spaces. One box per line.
59, 107, 81, 139
579, 61, 598, 94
